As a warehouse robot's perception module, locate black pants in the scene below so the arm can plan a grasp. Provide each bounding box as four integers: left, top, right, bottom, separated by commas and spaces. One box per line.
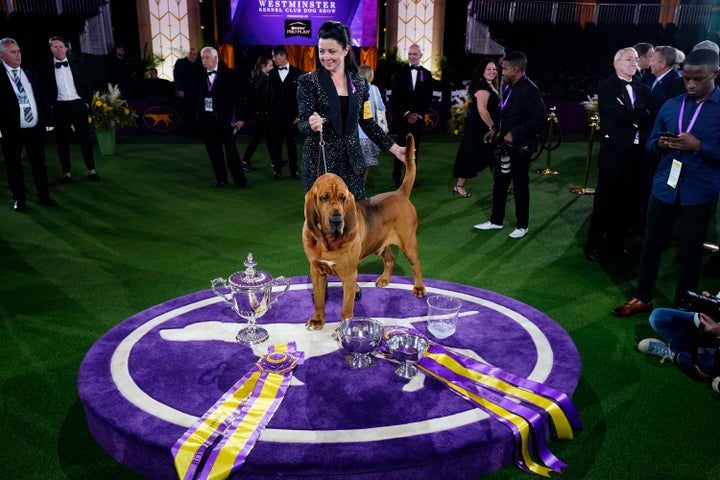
269, 117, 297, 175
243, 117, 272, 164
2, 126, 50, 201
636, 194, 717, 306
200, 112, 246, 185
490, 149, 531, 229
54, 100, 95, 173
393, 117, 424, 184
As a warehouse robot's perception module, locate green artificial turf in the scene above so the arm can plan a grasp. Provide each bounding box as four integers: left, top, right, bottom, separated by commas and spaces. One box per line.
1, 132, 719, 479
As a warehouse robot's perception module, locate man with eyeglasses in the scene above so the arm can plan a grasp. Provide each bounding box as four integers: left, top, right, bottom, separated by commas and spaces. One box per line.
0, 37, 56, 211
585, 47, 652, 262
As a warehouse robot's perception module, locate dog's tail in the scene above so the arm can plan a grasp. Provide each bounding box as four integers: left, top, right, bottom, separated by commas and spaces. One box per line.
398, 133, 416, 196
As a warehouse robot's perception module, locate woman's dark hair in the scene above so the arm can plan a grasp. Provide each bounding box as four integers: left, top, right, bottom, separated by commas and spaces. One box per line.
318, 21, 358, 73
251, 55, 271, 79
471, 57, 499, 91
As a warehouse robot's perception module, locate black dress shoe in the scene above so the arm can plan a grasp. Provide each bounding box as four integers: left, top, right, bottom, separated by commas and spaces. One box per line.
38, 197, 57, 207
59, 175, 73, 184
13, 199, 27, 211
212, 181, 226, 188
88, 172, 101, 181
290, 171, 300, 180
272, 172, 281, 181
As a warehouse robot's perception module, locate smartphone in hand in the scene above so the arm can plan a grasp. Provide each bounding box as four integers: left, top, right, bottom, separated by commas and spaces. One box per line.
659, 131, 678, 138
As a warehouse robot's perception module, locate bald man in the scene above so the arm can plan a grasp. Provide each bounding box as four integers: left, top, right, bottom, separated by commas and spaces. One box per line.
390, 44, 433, 187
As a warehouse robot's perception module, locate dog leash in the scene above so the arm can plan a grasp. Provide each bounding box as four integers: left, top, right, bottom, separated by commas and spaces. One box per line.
318, 118, 329, 175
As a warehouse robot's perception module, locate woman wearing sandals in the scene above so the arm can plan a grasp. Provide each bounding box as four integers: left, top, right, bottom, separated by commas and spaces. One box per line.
451, 58, 500, 198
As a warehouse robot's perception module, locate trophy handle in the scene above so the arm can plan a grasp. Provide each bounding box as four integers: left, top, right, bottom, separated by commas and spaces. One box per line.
268, 276, 290, 307
210, 277, 233, 306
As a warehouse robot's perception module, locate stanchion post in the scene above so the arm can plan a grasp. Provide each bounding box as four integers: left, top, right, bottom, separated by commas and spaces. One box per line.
536, 107, 558, 175
570, 114, 598, 195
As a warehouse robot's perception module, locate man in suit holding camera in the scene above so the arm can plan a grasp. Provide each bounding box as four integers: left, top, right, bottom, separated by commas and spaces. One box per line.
473, 51, 546, 239
44, 36, 99, 183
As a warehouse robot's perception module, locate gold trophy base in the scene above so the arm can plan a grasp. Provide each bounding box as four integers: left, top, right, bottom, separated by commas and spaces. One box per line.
570, 187, 595, 195
536, 168, 558, 175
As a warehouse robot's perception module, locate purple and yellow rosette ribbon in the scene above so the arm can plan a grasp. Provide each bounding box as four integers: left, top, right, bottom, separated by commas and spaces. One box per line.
172, 342, 303, 480
417, 342, 581, 477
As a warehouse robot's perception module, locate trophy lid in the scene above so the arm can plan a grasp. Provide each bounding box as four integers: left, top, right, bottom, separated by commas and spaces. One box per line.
227, 253, 274, 291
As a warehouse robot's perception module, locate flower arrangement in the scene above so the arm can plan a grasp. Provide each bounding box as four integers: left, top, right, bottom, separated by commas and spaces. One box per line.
580, 94, 600, 130
89, 83, 138, 130
448, 93, 470, 136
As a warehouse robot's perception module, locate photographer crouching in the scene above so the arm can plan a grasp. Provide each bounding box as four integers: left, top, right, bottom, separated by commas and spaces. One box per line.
639, 290, 720, 390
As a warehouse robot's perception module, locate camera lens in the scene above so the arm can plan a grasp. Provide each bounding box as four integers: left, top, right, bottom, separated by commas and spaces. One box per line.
500, 153, 511, 174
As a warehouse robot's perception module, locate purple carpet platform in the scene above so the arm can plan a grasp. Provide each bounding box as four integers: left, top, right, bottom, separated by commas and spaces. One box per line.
78, 275, 581, 479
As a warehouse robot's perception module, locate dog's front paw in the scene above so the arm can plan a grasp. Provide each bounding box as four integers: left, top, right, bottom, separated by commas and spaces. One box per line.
305, 318, 325, 330
413, 285, 426, 298
375, 275, 390, 288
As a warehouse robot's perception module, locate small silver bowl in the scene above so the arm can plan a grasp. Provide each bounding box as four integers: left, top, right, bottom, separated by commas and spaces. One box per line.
386, 333, 428, 379
338, 317, 384, 368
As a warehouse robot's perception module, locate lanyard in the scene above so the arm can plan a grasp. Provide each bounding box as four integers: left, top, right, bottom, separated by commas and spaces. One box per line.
678, 94, 705, 134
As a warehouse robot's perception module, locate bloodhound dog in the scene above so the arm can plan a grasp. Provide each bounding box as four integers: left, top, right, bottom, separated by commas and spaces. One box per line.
302, 134, 426, 330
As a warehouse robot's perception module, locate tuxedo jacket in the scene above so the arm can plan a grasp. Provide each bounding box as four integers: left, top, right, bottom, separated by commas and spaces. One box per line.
0, 64, 51, 135
195, 64, 245, 124
650, 68, 682, 115
42, 58, 94, 106
497, 75, 546, 152
297, 68, 394, 177
596, 75, 652, 169
391, 64, 433, 119
267, 65, 302, 122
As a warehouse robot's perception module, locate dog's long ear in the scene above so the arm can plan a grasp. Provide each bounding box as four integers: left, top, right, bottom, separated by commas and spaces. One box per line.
342, 190, 357, 236
304, 189, 324, 239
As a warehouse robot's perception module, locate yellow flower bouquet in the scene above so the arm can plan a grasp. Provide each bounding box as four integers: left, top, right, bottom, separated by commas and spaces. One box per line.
89, 83, 138, 129
448, 93, 470, 136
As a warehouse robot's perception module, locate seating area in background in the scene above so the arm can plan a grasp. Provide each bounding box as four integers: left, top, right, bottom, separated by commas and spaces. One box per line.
483, 20, 717, 101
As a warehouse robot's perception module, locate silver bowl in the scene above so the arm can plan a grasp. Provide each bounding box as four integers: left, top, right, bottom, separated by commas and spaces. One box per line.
338, 317, 384, 368
386, 333, 429, 379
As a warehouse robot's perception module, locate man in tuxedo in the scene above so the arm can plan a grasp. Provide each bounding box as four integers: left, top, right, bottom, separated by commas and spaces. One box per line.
267, 45, 302, 180
584, 47, 653, 262
196, 46, 247, 188
0, 38, 56, 211
173, 47, 200, 135
44, 36, 99, 183
390, 43, 433, 187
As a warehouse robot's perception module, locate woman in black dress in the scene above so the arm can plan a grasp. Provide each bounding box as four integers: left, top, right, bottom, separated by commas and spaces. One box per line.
451, 58, 500, 198
241, 55, 273, 171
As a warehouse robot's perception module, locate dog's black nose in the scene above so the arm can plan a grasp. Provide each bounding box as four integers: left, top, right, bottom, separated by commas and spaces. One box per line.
329, 214, 343, 231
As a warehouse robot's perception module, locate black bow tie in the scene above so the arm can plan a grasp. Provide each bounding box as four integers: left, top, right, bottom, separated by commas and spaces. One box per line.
278, 66, 288, 71
207, 70, 217, 76
55, 61, 69, 68
410, 65, 420, 70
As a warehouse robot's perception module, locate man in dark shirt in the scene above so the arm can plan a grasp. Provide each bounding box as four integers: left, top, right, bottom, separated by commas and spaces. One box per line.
473, 51, 546, 239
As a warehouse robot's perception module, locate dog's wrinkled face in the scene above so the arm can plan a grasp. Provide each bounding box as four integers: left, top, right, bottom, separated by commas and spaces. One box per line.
313, 174, 353, 235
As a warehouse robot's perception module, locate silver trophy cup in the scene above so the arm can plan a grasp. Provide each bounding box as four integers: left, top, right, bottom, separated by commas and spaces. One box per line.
386, 333, 429, 379
211, 253, 290, 345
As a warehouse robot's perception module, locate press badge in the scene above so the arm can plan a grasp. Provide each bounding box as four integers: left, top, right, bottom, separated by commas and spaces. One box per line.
363, 100, 372, 120
204, 97, 213, 112
667, 159, 682, 188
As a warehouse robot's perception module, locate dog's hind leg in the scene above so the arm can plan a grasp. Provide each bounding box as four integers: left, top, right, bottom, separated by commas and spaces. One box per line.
398, 239, 426, 297
375, 246, 396, 287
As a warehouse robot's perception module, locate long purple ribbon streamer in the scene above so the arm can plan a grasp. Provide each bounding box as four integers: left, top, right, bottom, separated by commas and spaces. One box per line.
419, 355, 567, 474
426, 344, 582, 431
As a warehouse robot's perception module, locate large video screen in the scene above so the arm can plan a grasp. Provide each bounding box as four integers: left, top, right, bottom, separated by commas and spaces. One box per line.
230, 0, 378, 47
